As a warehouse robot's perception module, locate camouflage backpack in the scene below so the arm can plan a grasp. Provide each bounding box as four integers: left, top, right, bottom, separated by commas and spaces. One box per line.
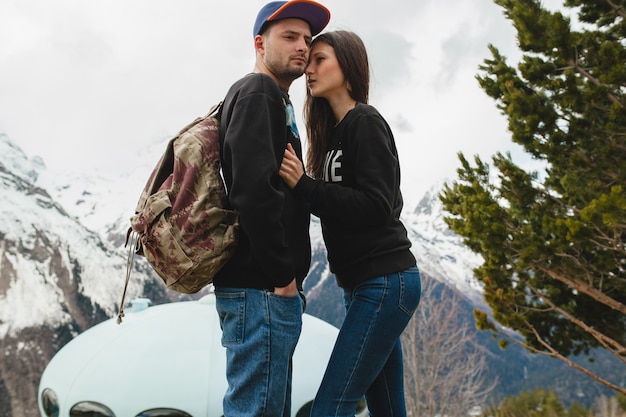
117, 102, 239, 323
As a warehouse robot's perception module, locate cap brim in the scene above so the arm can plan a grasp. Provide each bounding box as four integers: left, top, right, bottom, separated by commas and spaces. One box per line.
268, 0, 330, 36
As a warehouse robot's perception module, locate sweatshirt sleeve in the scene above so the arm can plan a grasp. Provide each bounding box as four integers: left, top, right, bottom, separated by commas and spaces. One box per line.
295, 112, 400, 226
222, 86, 295, 288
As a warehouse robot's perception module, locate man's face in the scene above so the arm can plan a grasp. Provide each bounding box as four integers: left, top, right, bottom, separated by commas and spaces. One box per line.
259, 18, 312, 85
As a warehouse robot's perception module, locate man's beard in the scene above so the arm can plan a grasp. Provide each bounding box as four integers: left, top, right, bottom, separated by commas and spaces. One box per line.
266, 56, 306, 84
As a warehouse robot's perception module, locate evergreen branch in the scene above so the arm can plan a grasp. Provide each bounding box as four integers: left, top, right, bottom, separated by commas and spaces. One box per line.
533, 262, 626, 315
568, 57, 624, 109
522, 318, 626, 395
606, 0, 626, 19
486, 318, 626, 396
525, 281, 626, 360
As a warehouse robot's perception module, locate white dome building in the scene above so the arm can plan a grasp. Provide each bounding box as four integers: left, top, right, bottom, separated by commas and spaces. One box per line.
38, 293, 368, 417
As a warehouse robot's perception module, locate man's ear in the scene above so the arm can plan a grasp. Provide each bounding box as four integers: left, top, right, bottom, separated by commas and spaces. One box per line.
254, 35, 265, 56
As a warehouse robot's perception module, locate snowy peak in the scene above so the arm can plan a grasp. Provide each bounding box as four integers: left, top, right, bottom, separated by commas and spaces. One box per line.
0, 133, 45, 184
403, 182, 485, 306
0, 135, 173, 416
0, 135, 155, 339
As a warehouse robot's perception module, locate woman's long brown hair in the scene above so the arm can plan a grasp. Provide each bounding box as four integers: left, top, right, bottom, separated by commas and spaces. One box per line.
304, 31, 370, 178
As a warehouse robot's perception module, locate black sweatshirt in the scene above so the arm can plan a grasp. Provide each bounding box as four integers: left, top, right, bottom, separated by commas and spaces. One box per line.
294, 103, 415, 289
213, 73, 311, 290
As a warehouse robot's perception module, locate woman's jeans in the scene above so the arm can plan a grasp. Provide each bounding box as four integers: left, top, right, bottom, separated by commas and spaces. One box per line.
311, 265, 422, 417
215, 287, 303, 417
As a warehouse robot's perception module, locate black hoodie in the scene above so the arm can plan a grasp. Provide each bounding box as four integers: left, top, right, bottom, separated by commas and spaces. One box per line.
294, 103, 415, 289
213, 73, 311, 290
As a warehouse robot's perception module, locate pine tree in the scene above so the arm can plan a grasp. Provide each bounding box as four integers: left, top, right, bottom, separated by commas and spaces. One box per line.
440, 0, 626, 394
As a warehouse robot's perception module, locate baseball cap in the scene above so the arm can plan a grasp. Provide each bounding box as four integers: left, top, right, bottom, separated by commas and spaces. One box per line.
253, 0, 330, 37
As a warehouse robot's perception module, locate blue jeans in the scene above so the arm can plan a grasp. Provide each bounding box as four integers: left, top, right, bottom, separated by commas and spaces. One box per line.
215, 287, 303, 417
311, 265, 422, 417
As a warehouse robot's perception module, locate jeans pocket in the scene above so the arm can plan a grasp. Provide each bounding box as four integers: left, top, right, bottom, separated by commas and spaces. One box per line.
267, 292, 303, 323
398, 265, 422, 316
267, 293, 303, 351
215, 291, 245, 345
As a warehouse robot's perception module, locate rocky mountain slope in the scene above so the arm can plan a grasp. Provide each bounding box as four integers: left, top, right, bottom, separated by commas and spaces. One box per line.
0, 134, 180, 416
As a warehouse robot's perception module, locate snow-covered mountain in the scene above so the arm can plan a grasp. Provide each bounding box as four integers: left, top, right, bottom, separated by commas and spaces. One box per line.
0, 134, 182, 417
404, 182, 485, 306
1, 134, 146, 336
0, 132, 484, 416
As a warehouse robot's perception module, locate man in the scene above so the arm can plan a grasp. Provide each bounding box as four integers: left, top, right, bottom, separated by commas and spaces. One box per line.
212, 1, 330, 416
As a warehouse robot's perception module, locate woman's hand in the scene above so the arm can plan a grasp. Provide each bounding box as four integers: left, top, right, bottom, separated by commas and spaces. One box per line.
279, 143, 305, 189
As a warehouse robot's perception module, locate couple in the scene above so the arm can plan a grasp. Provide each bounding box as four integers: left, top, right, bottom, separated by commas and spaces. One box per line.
212, 1, 422, 416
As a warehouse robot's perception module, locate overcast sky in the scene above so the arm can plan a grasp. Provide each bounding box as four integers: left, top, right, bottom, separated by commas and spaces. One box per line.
1, 0, 561, 206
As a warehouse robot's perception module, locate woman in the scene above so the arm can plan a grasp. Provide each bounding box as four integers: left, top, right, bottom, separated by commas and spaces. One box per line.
279, 30, 422, 417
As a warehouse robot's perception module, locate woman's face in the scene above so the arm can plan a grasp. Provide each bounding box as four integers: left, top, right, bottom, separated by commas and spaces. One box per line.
305, 42, 347, 99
